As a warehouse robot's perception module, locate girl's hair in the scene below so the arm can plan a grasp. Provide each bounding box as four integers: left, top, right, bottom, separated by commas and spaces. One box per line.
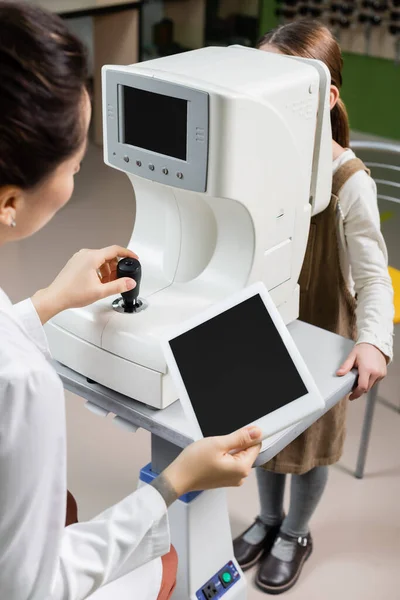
258, 20, 349, 148
0, 1, 89, 190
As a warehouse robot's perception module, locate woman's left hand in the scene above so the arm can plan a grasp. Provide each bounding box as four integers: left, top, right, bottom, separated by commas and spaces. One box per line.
32, 246, 138, 324
337, 343, 387, 400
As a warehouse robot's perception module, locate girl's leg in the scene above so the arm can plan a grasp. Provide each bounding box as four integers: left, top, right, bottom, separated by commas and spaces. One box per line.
281, 465, 329, 539
257, 468, 286, 527
242, 468, 286, 544
233, 469, 285, 570
256, 466, 329, 594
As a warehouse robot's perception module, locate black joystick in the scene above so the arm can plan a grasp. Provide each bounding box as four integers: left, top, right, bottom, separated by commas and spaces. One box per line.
117, 257, 142, 313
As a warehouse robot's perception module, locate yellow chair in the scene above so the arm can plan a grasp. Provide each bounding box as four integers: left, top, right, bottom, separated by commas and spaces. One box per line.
388, 266, 400, 324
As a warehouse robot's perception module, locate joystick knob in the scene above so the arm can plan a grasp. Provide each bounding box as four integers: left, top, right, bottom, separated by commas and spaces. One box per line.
117, 257, 142, 313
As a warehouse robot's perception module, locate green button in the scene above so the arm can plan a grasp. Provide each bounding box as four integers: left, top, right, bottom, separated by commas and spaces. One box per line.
222, 572, 232, 584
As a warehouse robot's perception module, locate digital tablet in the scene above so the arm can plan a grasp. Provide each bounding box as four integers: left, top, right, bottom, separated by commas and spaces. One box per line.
161, 282, 325, 443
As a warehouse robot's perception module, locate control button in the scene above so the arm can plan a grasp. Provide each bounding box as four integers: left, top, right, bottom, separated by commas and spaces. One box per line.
136, 160, 142, 167
176, 172, 183, 179
149, 164, 155, 171
123, 156, 130, 163
220, 572, 232, 588
162, 168, 169, 175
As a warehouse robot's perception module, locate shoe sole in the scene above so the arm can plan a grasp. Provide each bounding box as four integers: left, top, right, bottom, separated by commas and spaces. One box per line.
254, 545, 313, 595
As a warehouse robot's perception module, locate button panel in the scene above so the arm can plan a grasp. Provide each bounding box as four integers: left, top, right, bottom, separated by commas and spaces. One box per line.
196, 561, 240, 599
112, 155, 187, 179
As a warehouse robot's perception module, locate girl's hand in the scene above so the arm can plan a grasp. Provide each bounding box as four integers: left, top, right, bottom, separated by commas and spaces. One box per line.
337, 343, 387, 400
162, 427, 262, 497
32, 246, 138, 324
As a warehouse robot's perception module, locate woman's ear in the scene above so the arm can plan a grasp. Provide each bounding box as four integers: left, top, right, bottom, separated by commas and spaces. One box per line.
330, 85, 340, 110
0, 186, 20, 227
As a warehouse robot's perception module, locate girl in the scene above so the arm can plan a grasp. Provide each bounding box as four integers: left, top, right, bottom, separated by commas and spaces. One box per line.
233, 20, 394, 595
0, 3, 262, 599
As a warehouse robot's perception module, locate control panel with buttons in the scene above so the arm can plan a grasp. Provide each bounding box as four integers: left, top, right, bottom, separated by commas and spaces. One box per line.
196, 561, 241, 599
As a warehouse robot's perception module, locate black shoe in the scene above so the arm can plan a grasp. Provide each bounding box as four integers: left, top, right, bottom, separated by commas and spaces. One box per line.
255, 532, 313, 594
233, 518, 282, 571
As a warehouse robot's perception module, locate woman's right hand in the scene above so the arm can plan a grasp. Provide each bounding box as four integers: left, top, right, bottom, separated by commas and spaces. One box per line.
163, 427, 262, 497
32, 246, 138, 324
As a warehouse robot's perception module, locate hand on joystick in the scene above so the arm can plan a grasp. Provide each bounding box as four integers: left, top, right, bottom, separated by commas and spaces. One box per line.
117, 257, 142, 312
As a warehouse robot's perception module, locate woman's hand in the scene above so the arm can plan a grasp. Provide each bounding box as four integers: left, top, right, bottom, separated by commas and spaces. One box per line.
337, 342, 387, 400
32, 246, 138, 324
162, 427, 262, 498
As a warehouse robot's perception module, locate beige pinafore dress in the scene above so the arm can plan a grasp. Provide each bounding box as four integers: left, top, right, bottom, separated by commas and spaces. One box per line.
262, 158, 370, 475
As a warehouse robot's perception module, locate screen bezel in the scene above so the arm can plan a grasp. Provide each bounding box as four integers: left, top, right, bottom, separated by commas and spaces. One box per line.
161, 282, 325, 442
104, 68, 209, 193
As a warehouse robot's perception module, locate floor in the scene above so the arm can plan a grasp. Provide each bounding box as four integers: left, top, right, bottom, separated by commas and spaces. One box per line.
0, 142, 399, 599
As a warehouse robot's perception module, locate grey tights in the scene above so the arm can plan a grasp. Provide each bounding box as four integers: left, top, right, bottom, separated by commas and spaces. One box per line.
256, 466, 329, 537
241, 467, 328, 562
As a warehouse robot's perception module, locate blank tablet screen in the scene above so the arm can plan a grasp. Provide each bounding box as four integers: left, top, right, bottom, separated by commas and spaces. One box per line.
169, 294, 308, 437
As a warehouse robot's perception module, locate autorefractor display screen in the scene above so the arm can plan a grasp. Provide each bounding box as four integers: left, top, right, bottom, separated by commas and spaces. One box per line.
121, 85, 188, 160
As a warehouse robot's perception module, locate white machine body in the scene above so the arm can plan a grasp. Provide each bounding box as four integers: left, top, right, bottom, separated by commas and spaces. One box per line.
45, 46, 332, 409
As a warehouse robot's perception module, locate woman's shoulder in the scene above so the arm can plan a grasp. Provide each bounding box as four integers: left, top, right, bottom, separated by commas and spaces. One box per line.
0, 308, 51, 385
0, 309, 64, 439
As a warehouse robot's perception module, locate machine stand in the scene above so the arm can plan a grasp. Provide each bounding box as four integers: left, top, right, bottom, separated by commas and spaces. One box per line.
138, 434, 247, 599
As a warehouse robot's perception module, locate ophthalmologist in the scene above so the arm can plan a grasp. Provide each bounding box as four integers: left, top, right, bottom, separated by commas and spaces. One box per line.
0, 3, 263, 599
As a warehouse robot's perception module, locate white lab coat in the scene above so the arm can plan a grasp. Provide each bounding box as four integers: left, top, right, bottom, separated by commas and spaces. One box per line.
0, 287, 169, 600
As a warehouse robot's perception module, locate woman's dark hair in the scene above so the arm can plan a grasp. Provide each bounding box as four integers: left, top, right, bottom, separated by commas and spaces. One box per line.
0, 1, 89, 189
258, 21, 350, 148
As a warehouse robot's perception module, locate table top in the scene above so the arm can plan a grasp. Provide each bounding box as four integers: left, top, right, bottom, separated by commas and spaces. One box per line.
33, 0, 141, 18
56, 320, 356, 466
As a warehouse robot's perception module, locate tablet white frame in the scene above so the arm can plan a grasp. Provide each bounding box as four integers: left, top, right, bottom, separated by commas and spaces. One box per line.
160, 282, 325, 442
